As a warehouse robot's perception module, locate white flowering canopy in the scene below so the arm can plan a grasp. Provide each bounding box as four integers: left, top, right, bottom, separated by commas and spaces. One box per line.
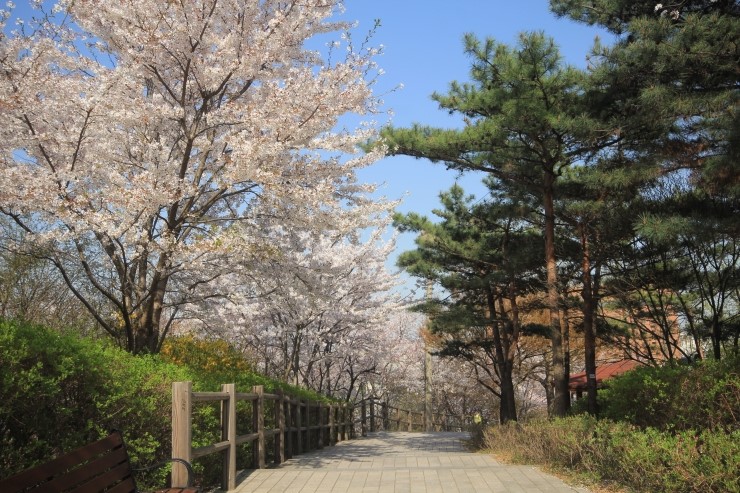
0, 0, 392, 353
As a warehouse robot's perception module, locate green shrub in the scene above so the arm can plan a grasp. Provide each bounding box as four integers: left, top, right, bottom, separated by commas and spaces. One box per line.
598, 357, 740, 432
483, 417, 740, 492
0, 319, 106, 472
0, 319, 193, 487
0, 322, 335, 489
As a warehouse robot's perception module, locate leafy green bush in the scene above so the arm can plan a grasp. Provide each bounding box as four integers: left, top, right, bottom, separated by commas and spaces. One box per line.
0, 321, 335, 489
0, 319, 193, 486
483, 417, 740, 492
598, 357, 740, 432
488, 359, 740, 491
1, 319, 105, 472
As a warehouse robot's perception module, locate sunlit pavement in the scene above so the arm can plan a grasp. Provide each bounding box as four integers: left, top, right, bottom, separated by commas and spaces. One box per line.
226, 431, 591, 492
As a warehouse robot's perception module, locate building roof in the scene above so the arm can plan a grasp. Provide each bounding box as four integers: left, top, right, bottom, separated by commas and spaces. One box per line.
568, 359, 641, 392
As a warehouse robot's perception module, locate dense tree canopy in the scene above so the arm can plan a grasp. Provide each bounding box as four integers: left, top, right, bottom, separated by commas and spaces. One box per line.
0, 0, 389, 353
383, 2, 738, 417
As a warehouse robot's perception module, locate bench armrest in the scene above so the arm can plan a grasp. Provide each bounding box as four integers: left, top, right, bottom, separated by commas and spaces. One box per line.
133, 457, 197, 491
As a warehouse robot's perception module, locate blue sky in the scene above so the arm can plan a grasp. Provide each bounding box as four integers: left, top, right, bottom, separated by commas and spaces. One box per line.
340, 0, 612, 204
334, 0, 613, 295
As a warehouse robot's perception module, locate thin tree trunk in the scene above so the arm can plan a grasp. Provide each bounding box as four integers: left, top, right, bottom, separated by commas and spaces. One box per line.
543, 170, 567, 417
580, 224, 598, 415
486, 286, 517, 423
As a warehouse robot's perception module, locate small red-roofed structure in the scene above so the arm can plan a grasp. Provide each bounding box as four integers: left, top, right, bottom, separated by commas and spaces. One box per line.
569, 359, 642, 399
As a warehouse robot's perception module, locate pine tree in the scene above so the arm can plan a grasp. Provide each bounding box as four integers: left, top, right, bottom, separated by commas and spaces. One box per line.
551, 0, 740, 358
382, 32, 608, 416
394, 182, 543, 423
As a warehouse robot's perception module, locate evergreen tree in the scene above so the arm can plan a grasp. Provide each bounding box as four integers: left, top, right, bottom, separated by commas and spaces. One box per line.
557, 162, 639, 413
382, 32, 608, 416
394, 182, 543, 423
552, 0, 740, 359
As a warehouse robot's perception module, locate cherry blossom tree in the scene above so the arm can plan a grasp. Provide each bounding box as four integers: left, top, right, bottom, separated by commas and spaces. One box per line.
202, 215, 408, 400
0, 0, 386, 353
363, 310, 426, 406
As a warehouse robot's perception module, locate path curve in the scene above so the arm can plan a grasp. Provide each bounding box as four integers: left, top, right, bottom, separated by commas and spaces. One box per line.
229, 431, 591, 492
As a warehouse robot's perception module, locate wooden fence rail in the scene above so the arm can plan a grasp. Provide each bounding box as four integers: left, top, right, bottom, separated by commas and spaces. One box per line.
171, 382, 471, 491
363, 402, 470, 434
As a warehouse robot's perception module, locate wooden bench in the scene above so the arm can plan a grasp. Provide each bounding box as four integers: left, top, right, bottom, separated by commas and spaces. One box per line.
0, 431, 198, 493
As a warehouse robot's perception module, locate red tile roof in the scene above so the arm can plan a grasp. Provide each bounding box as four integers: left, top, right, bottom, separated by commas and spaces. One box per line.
568, 359, 642, 391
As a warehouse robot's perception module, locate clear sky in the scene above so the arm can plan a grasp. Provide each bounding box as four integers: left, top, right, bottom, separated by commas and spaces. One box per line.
334, 0, 613, 296
340, 0, 612, 202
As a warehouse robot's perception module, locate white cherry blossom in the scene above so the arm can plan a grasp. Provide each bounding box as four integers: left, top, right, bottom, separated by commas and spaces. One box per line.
0, 0, 389, 353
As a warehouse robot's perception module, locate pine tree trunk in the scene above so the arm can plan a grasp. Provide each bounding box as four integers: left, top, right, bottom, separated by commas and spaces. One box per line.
712, 314, 722, 360
580, 224, 598, 415
543, 170, 568, 417
486, 287, 517, 423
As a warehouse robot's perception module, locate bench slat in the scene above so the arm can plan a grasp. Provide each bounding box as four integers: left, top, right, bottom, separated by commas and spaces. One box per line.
0, 431, 198, 493
68, 462, 134, 493
0, 433, 127, 492
42, 445, 132, 493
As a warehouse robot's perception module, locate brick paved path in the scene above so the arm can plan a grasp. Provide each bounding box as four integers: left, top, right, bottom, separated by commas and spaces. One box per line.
228, 431, 591, 492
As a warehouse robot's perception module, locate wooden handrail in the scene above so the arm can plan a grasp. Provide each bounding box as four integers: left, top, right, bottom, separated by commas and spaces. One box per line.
171, 382, 356, 491
172, 382, 472, 491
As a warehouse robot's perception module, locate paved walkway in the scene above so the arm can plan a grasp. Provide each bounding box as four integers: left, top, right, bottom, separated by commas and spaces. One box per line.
228, 432, 591, 492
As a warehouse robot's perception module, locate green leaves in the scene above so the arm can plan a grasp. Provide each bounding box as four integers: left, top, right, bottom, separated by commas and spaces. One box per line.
382, 31, 600, 183
598, 357, 740, 432
483, 415, 740, 492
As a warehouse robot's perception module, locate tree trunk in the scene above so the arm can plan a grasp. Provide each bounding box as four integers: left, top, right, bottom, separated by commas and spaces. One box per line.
560, 308, 571, 407
486, 286, 517, 423
543, 170, 568, 417
712, 314, 722, 360
580, 224, 598, 415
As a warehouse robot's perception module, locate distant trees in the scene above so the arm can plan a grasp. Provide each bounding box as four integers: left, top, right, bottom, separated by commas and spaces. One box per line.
207, 221, 406, 401
394, 182, 543, 423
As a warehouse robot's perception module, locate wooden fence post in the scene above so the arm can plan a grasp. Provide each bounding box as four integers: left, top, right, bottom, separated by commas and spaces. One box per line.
316, 401, 325, 449
275, 390, 285, 464
382, 402, 389, 431
329, 404, 337, 445
296, 399, 303, 453
285, 397, 294, 459
339, 404, 345, 441
221, 383, 237, 491
304, 400, 311, 452
172, 381, 192, 488
349, 404, 355, 439
252, 385, 265, 469
304, 400, 310, 451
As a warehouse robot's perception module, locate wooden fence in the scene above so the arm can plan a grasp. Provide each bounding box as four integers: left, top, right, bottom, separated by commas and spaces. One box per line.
170, 381, 470, 491
369, 401, 470, 433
